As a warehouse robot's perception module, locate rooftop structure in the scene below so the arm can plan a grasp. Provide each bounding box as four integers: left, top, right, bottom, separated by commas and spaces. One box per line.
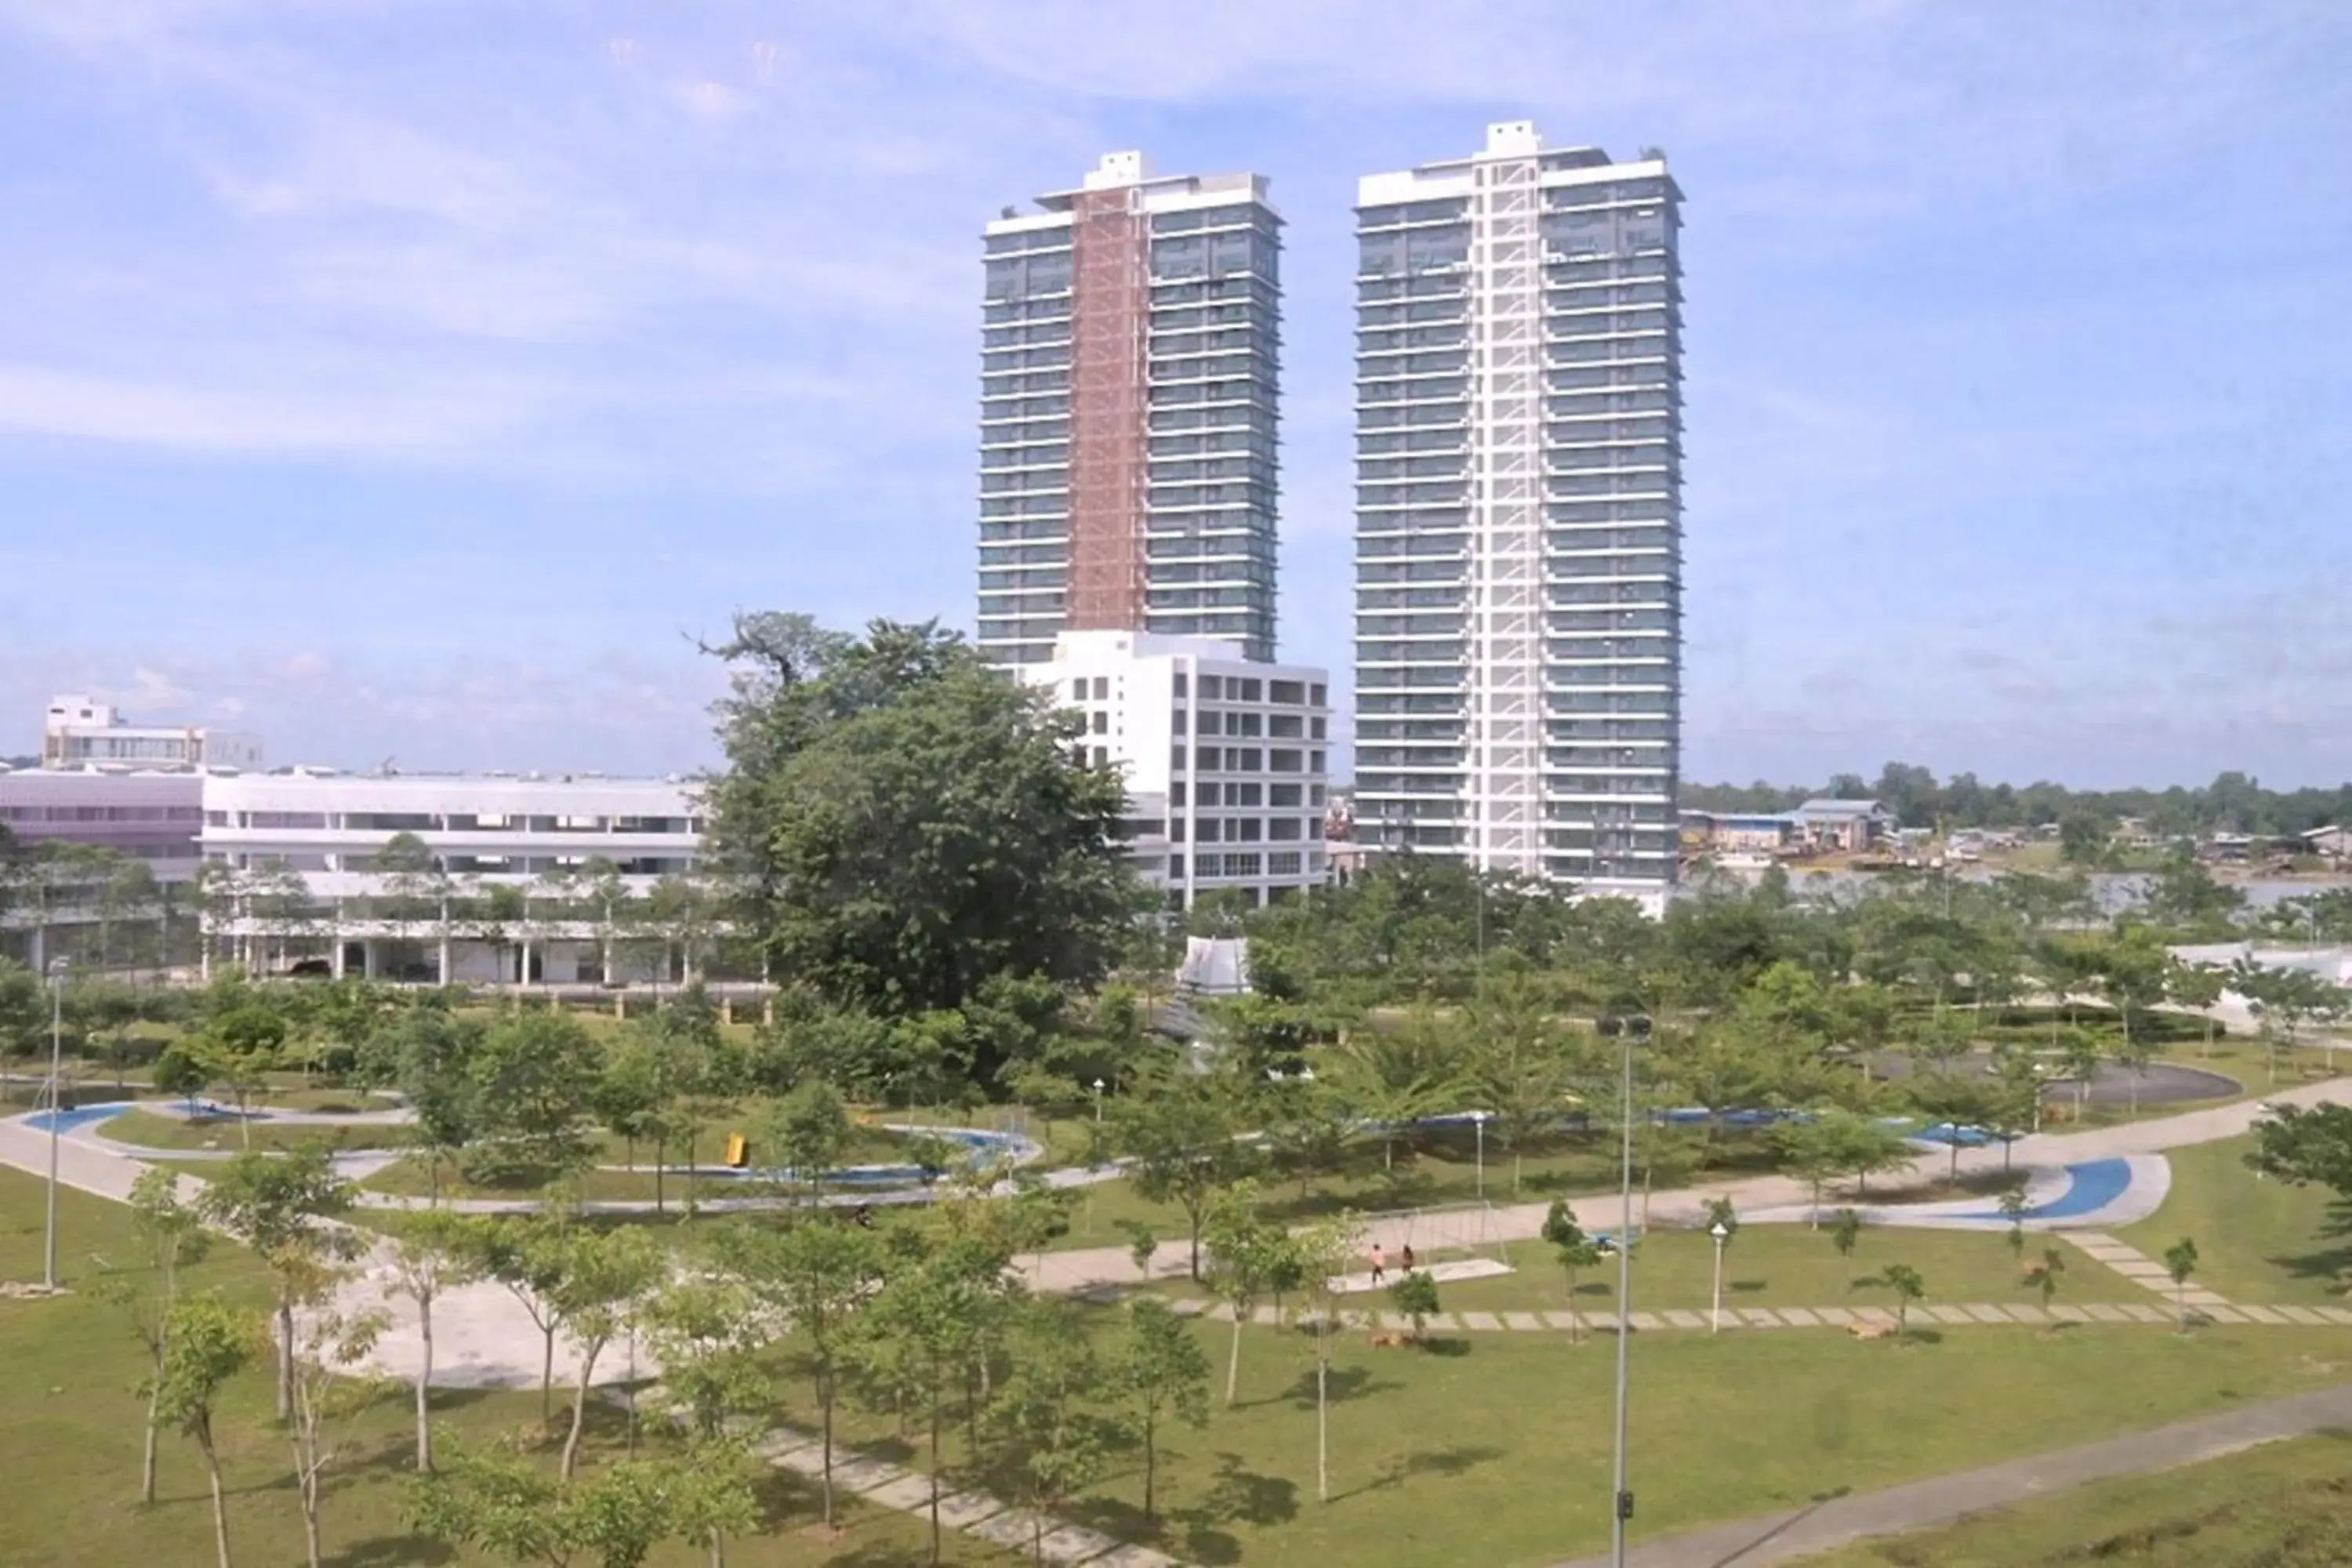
42, 693, 263, 771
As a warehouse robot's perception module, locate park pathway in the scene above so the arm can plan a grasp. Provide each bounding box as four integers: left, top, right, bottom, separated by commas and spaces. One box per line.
1549, 1381, 2352, 1568
1020, 1073, 2352, 1296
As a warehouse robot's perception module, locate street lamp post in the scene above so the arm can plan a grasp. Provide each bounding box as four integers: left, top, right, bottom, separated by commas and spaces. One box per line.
1092, 1078, 1106, 1124
1473, 1111, 1486, 1200
44, 956, 67, 1293
1709, 1221, 1730, 1334
1601, 1012, 1649, 1567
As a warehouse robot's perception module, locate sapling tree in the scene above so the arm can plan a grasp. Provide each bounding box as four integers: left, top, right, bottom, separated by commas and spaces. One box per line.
95, 1167, 211, 1505
991, 1300, 1127, 1566
1829, 1207, 1864, 1283
713, 1219, 883, 1529
380, 1209, 485, 1471
2164, 1236, 2201, 1327
1200, 1181, 1287, 1406
1112, 1297, 1209, 1523
2027, 1246, 2066, 1314
151, 1294, 262, 1568
282, 1250, 391, 1568
1388, 1269, 1442, 1344
550, 1227, 665, 1479
195, 1145, 355, 1420
1875, 1262, 1925, 1336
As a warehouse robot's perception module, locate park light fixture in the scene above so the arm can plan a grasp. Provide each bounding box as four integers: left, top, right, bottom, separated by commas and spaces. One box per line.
1092, 1077, 1106, 1123
1709, 1220, 1731, 1335
1595, 1010, 1650, 1565
43, 955, 68, 1293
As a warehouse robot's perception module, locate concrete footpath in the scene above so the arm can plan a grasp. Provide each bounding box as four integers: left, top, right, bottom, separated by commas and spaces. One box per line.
1552, 1383, 2352, 1568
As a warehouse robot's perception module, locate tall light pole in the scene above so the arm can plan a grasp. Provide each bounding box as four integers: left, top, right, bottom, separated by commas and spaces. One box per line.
43, 956, 67, 1293
1473, 1111, 1486, 1200
1709, 1221, 1730, 1334
1092, 1078, 1106, 1124
1603, 1012, 1649, 1566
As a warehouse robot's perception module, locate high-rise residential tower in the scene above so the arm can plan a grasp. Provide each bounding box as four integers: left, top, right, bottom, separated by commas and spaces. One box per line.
978, 152, 1283, 669
1352, 122, 1683, 909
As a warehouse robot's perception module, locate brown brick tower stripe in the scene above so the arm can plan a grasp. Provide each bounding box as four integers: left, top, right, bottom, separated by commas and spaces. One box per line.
1067, 184, 1149, 631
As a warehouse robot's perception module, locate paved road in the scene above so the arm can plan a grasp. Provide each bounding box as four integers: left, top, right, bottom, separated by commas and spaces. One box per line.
1552, 1382, 2352, 1568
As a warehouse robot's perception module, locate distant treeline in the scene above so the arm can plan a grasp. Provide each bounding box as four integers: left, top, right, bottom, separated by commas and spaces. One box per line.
1682, 763, 2352, 837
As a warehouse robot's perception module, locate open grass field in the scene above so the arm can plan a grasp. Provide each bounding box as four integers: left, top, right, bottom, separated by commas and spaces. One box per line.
2118, 1134, 2352, 1308
1795, 1429, 2352, 1566
768, 1294, 2352, 1567
0, 1167, 1013, 1566
96, 1105, 403, 1155
1270, 1223, 2149, 1317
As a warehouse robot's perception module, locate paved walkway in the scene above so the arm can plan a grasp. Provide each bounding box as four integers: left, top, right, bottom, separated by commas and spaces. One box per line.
1552, 1381, 2352, 1568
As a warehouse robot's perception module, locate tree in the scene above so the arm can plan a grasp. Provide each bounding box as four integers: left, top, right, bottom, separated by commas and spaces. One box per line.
1112, 1297, 1209, 1523
640, 1278, 768, 1566
1097, 1063, 1258, 1279
1998, 1185, 2029, 1265
376, 832, 454, 982
1388, 1269, 1442, 1343
151, 1295, 262, 1568
406, 1445, 713, 1568
1824, 1115, 1913, 1200
1200, 1181, 1287, 1406
282, 1249, 390, 1568
95, 1167, 211, 1504
376, 1003, 485, 1203
196, 1145, 355, 1421
704, 615, 1136, 1046
1828, 1207, 1863, 1283
713, 1219, 884, 1529
1327, 1012, 1467, 1171
1290, 1214, 1361, 1504
2027, 1246, 2066, 1313
1907, 1072, 1997, 1189
853, 1237, 1004, 1564
550, 1227, 665, 1479
381, 1210, 485, 1472
2163, 1236, 2201, 1328
153, 1041, 208, 1113
452, 1209, 578, 1421
1770, 1117, 1844, 1227
1874, 1262, 1925, 1337
469, 1011, 601, 1183
991, 1301, 1127, 1566
757, 1076, 851, 1198
2168, 963, 2227, 1058
195, 1001, 287, 1148
1541, 1202, 1603, 1343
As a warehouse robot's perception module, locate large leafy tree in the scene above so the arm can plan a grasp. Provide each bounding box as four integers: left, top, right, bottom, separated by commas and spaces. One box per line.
705, 614, 1135, 1040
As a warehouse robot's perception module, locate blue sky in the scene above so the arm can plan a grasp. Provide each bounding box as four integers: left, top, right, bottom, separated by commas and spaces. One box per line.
2, 1, 2347, 788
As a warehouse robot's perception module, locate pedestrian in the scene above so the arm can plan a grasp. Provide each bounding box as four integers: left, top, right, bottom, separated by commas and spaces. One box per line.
1369, 1242, 1387, 1287
1401, 1243, 1417, 1273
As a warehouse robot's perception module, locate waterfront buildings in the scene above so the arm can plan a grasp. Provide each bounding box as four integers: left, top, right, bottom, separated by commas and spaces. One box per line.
1350, 122, 1684, 911
978, 151, 1283, 669
1020, 630, 1330, 909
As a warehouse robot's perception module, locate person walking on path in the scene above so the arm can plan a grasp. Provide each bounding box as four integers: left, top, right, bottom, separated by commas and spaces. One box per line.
1369, 1243, 1387, 1286
1401, 1243, 1417, 1272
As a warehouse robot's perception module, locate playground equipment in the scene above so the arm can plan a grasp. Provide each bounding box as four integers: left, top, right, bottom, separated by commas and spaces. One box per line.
1392, 1200, 1513, 1269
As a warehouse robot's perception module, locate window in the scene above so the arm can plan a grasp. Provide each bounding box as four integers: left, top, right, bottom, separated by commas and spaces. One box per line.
1234, 818, 1261, 843
1269, 851, 1302, 875
1169, 854, 1185, 878
1238, 678, 1263, 701
1197, 746, 1220, 770
1198, 782, 1221, 806
1269, 818, 1301, 840
1200, 674, 1221, 699
1093, 677, 1110, 700
1311, 684, 1327, 705
1170, 781, 1187, 807
1270, 679, 1305, 704
1234, 748, 1261, 771
1312, 717, 1327, 739
1172, 672, 1188, 698
1270, 783, 1302, 807
1071, 679, 1087, 702
1269, 713, 1302, 738
1092, 746, 1109, 767
1269, 749, 1303, 772
1196, 818, 1221, 843
1232, 782, 1261, 806
1311, 751, 1326, 774
1235, 713, 1262, 737
1196, 711, 1221, 735
1091, 711, 1108, 734
1172, 746, 1186, 769
1169, 818, 1185, 841
1172, 708, 1188, 734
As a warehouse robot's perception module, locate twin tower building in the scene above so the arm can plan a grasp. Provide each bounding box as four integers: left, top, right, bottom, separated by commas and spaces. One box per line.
978, 122, 1683, 913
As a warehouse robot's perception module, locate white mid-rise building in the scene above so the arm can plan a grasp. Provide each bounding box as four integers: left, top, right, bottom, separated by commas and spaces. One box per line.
198, 770, 705, 984
42, 693, 263, 771
1352, 122, 1684, 912
1021, 630, 1330, 909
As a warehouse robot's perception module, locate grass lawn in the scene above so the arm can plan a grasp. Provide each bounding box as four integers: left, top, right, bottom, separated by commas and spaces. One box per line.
2118, 1134, 2352, 1307
0, 1167, 1012, 1566
1323, 1224, 2149, 1316
95, 1106, 405, 1155
765, 1295, 2352, 1568
1795, 1429, 2352, 1566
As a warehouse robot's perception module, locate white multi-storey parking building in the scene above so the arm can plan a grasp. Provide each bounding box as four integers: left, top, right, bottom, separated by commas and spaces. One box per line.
198, 770, 704, 984
42, 693, 263, 771
1352, 122, 1683, 909
978, 151, 1283, 668
1022, 631, 1330, 909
